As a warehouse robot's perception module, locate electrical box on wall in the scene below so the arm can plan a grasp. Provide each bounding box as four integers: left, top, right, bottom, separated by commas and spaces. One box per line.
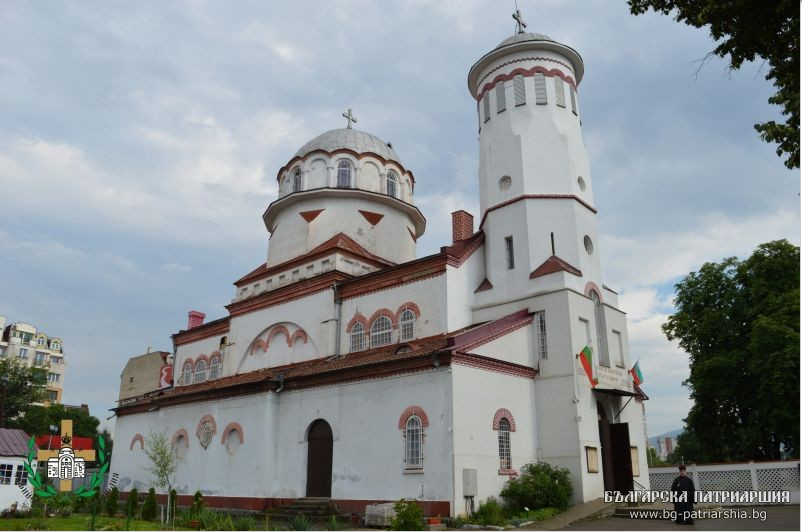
463, 468, 478, 496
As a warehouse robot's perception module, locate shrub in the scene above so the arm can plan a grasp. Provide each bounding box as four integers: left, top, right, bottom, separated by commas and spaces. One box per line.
471, 497, 506, 527
233, 514, 257, 530
287, 514, 314, 531
389, 498, 423, 531
105, 487, 119, 516
500, 462, 573, 513
326, 515, 346, 531
169, 488, 177, 523
140, 487, 158, 521
125, 487, 139, 518
190, 490, 204, 520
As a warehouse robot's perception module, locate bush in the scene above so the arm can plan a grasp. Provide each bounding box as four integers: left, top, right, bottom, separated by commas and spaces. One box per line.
140, 487, 158, 521
190, 490, 204, 520
169, 488, 177, 523
471, 497, 506, 527
125, 487, 139, 518
287, 514, 314, 531
233, 514, 257, 530
105, 487, 119, 516
389, 498, 423, 531
325, 515, 346, 531
500, 462, 573, 513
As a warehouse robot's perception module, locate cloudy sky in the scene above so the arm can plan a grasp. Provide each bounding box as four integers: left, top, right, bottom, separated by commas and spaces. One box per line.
0, 0, 798, 438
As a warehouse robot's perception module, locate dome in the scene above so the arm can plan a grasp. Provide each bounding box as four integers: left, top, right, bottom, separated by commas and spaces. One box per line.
495, 32, 555, 49
294, 128, 401, 162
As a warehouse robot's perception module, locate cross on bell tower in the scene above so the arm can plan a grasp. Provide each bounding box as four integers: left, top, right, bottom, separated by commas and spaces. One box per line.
342, 107, 358, 129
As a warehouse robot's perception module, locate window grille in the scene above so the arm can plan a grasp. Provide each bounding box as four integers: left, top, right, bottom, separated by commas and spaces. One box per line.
498, 418, 512, 470
399, 309, 416, 341
483, 92, 490, 122
555, 77, 566, 108
370, 316, 392, 347
14, 466, 28, 486
181, 362, 192, 385
209, 356, 221, 379
293, 168, 302, 192
534, 73, 547, 104
405, 416, 423, 468
194, 360, 207, 384
535, 311, 547, 359
386, 171, 398, 198
0, 464, 12, 485
198, 422, 214, 449
513, 75, 526, 106
570, 86, 578, 115
496, 83, 506, 113
350, 322, 366, 352
337, 160, 352, 188
590, 291, 609, 366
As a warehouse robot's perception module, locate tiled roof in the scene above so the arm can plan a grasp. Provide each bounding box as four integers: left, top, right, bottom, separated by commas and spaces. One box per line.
0, 428, 31, 457
529, 255, 582, 279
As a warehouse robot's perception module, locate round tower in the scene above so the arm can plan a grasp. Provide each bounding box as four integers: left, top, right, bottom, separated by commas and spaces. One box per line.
468, 29, 603, 300
263, 124, 426, 267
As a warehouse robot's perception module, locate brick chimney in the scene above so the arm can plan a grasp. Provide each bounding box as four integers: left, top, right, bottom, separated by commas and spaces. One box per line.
187, 310, 206, 330
451, 210, 474, 242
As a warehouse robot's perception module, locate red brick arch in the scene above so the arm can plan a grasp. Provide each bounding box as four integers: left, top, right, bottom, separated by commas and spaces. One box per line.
395, 302, 421, 322
196, 415, 217, 439
172, 429, 189, 448
267, 325, 292, 347
130, 434, 144, 450
584, 282, 604, 303
221, 422, 244, 444
492, 408, 517, 432
368, 308, 398, 329
346, 313, 368, 332
290, 329, 308, 346
398, 406, 430, 429
195, 354, 211, 365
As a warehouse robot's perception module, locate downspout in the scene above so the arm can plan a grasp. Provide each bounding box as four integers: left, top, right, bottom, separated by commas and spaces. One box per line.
333, 282, 342, 358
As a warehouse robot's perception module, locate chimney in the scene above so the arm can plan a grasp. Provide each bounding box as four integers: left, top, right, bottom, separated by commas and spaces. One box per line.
187, 310, 206, 330
451, 210, 474, 242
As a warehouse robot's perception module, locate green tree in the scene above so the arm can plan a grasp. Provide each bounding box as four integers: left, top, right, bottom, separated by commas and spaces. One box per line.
105, 486, 119, 516
664, 240, 799, 462
646, 447, 663, 466
628, 0, 799, 169
140, 488, 158, 521
0, 357, 47, 427
12, 403, 100, 438
142, 431, 184, 524
126, 487, 139, 518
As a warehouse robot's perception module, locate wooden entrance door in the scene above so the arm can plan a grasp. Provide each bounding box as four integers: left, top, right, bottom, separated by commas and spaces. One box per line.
597, 402, 614, 491
306, 419, 333, 497
610, 422, 634, 492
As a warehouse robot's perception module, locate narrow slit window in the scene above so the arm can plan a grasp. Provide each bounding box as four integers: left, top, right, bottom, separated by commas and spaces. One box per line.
513, 75, 526, 106
535, 311, 547, 359
399, 309, 416, 341
483, 92, 490, 122
293, 168, 302, 192
555, 77, 566, 108
534, 73, 547, 104
496, 83, 506, 113
405, 416, 423, 469
386, 171, 398, 198
337, 160, 352, 188
350, 322, 365, 352
498, 418, 512, 470
505, 236, 515, 269
570, 86, 578, 115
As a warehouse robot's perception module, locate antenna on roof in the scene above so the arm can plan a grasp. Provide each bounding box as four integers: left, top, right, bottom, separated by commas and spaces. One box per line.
513, 1, 527, 34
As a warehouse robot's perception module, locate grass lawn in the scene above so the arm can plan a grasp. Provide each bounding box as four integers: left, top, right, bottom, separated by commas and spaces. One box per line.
0, 514, 192, 531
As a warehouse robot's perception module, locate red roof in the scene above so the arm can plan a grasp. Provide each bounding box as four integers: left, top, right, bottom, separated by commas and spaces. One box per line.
35, 434, 94, 451
529, 255, 582, 279
0, 429, 31, 457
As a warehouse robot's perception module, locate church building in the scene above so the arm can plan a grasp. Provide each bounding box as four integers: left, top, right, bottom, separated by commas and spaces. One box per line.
110, 19, 649, 517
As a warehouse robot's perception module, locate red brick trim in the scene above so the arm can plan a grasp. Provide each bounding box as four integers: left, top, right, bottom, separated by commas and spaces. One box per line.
277, 149, 416, 187
395, 302, 421, 321
195, 354, 211, 366
173, 317, 231, 347
492, 408, 517, 431
452, 352, 538, 380
221, 422, 244, 444
299, 209, 324, 222
530, 255, 582, 279
456, 316, 533, 353
227, 271, 351, 318
358, 210, 384, 226
345, 313, 368, 332
474, 278, 493, 293
172, 429, 189, 448
196, 414, 217, 446
477, 56, 577, 89
479, 195, 596, 229
130, 434, 144, 451
290, 329, 308, 346
250, 339, 268, 356
498, 469, 519, 477
477, 65, 578, 101
398, 406, 430, 429
339, 255, 447, 300
368, 308, 398, 328
584, 282, 604, 303
268, 325, 292, 347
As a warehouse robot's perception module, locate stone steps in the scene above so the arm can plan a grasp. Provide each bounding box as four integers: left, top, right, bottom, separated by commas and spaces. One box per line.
266, 498, 351, 522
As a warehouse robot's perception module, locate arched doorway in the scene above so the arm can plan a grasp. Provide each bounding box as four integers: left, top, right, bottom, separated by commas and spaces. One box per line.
306, 419, 333, 497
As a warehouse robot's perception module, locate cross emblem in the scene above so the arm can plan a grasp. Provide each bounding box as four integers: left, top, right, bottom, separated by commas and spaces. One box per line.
35, 420, 96, 492
513, 8, 527, 34
342, 107, 358, 129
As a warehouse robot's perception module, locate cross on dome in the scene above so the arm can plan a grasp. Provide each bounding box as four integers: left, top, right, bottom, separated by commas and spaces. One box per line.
342, 107, 358, 129
512, 7, 527, 34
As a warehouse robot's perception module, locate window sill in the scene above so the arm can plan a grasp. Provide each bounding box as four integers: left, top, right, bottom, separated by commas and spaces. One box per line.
498, 469, 518, 477
403, 468, 424, 475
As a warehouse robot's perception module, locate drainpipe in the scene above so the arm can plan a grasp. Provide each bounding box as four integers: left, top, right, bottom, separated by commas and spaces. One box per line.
275, 373, 285, 394
333, 282, 342, 358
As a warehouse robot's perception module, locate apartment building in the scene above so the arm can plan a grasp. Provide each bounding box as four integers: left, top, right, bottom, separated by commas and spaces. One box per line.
0, 315, 66, 404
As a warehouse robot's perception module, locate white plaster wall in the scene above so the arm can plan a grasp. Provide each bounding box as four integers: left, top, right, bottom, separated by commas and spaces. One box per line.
444, 245, 486, 333
175, 335, 227, 384
470, 326, 534, 368
0, 458, 29, 511
451, 365, 537, 512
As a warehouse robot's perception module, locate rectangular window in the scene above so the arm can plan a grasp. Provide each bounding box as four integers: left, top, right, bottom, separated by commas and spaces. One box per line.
496, 83, 506, 113
613, 330, 624, 368
47, 373, 60, 383
534, 73, 547, 104
34, 352, 46, 365
585, 446, 599, 473
47, 390, 58, 402
0, 464, 12, 485
535, 311, 547, 359
292, 269, 299, 281
483, 92, 490, 122
266, 279, 273, 289
306, 265, 314, 276
50, 356, 62, 365
555, 77, 566, 108
513, 75, 526, 106
0, 347, 5, 357
14, 466, 28, 486
19, 348, 28, 360
505, 236, 514, 269
570, 86, 578, 115
631, 447, 640, 476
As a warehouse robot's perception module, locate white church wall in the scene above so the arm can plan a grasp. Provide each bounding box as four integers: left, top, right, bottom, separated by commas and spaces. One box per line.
175, 334, 227, 383
272, 369, 453, 504
450, 365, 537, 513
358, 161, 381, 193
444, 244, 485, 333
470, 325, 534, 367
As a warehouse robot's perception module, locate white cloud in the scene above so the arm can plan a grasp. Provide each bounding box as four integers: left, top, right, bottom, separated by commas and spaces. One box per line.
162, 262, 192, 273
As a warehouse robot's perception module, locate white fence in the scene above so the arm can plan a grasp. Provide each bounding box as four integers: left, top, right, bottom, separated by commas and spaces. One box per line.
649, 460, 800, 505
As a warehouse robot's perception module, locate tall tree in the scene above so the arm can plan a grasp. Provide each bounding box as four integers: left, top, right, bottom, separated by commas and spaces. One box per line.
664, 240, 800, 461
0, 357, 47, 427
628, 0, 800, 169
11, 403, 100, 438
142, 431, 184, 524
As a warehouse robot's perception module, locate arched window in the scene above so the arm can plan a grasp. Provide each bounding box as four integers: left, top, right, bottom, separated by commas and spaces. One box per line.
193, 359, 207, 384
370, 316, 392, 347
399, 309, 416, 341
209, 355, 221, 380
386, 171, 398, 198
405, 416, 423, 469
350, 322, 365, 352
337, 160, 352, 188
293, 168, 302, 192
181, 361, 192, 385
498, 418, 511, 470
590, 290, 609, 367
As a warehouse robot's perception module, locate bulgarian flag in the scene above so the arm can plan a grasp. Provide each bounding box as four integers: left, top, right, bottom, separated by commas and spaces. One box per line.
577, 346, 597, 388
630, 360, 644, 385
